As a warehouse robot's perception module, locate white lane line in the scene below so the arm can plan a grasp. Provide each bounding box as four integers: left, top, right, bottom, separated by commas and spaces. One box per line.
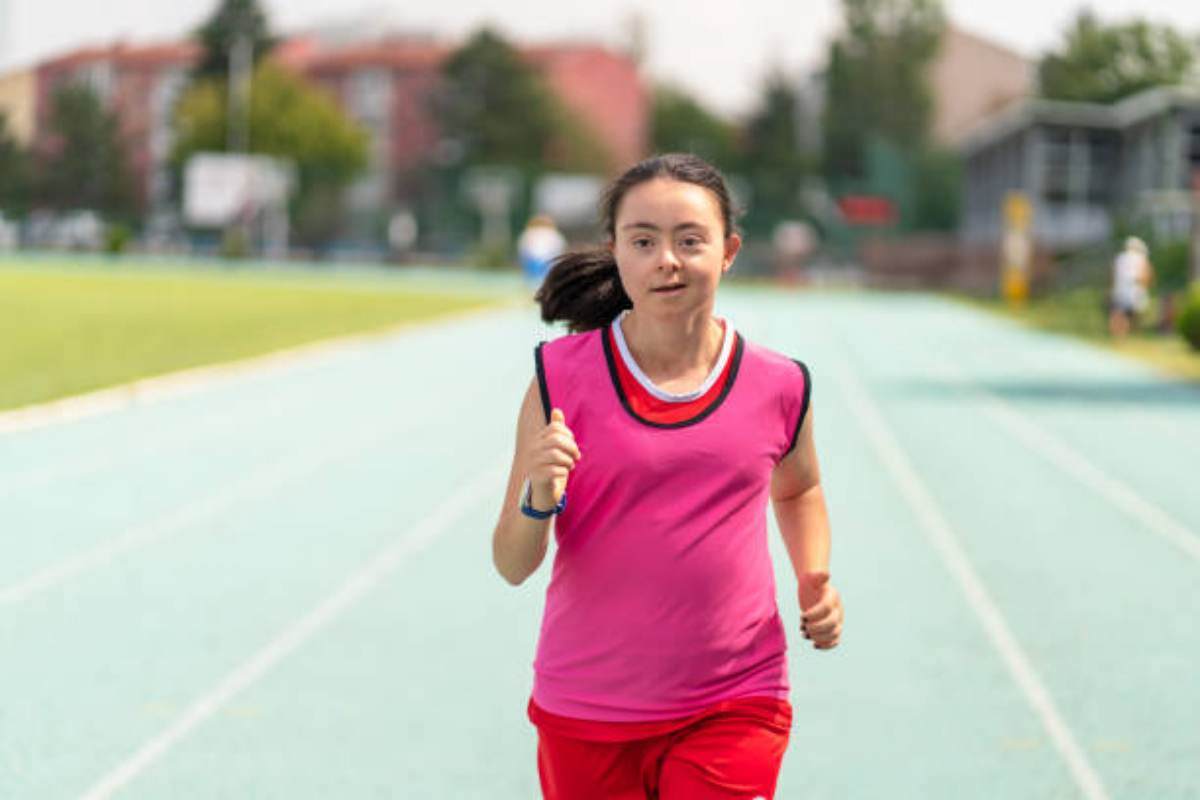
78, 460, 507, 800
930, 362, 1200, 566
0, 419, 401, 609
1, 373, 388, 501
830, 360, 1111, 800
0, 409, 249, 502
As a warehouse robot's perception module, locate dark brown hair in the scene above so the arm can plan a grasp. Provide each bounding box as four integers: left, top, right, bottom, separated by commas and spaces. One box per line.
534, 153, 738, 332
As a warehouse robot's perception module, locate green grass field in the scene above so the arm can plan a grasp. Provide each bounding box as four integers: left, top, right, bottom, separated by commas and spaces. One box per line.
0, 260, 510, 412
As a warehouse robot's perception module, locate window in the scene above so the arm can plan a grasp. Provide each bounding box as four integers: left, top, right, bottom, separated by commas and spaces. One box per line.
1042, 127, 1072, 205
71, 61, 114, 105
349, 69, 391, 124
1086, 130, 1118, 205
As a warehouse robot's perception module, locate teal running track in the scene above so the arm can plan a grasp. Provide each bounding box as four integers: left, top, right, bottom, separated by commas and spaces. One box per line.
2, 288, 1197, 798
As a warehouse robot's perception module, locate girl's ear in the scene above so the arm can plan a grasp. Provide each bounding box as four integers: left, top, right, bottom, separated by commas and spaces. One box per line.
723, 233, 742, 272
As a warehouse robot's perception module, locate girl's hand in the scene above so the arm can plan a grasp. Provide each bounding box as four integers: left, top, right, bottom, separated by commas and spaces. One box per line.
528, 408, 581, 508
799, 572, 843, 650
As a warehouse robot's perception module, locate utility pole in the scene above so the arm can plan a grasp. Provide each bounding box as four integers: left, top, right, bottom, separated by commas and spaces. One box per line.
227, 10, 252, 155
226, 6, 254, 256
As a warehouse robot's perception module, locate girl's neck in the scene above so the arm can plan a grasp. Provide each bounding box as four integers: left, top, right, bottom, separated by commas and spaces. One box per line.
618, 307, 724, 382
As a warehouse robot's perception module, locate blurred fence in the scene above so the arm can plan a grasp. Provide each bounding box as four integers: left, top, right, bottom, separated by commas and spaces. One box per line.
857, 234, 1056, 295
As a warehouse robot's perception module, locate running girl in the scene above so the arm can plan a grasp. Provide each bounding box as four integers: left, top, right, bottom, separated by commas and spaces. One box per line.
492, 153, 843, 799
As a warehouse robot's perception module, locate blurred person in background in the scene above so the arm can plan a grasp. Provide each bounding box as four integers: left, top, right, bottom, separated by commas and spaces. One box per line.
518, 214, 567, 287
771, 220, 816, 284
1108, 236, 1155, 338
387, 209, 419, 262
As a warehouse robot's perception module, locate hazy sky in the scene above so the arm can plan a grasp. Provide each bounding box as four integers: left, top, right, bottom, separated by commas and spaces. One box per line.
3, 0, 1200, 115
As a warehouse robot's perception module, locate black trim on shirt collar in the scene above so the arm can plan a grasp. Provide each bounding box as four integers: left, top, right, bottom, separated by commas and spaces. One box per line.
601, 327, 744, 429
534, 342, 551, 423
783, 360, 812, 456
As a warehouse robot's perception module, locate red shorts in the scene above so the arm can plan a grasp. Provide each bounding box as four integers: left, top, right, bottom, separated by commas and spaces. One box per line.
529, 696, 792, 799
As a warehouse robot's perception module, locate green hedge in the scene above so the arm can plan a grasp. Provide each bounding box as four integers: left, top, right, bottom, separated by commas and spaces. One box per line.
1178, 284, 1200, 351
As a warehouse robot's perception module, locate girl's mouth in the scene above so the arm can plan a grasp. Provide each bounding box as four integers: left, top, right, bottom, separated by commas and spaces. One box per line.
652, 285, 686, 293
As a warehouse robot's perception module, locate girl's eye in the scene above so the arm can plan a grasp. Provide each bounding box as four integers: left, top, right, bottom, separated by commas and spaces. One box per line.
681, 237, 703, 249
633, 238, 653, 249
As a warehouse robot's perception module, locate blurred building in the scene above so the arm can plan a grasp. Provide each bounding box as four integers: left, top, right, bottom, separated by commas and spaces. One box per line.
279, 35, 648, 222
0, 68, 36, 144
798, 22, 1035, 154
525, 44, 647, 168
23, 33, 647, 234
961, 86, 1200, 248
796, 20, 1035, 289
928, 25, 1034, 146
33, 42, 201, 212
275, 35, 448, 223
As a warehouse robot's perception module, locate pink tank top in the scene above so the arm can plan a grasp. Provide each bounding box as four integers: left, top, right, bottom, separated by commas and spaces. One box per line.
532, 322, 811, 721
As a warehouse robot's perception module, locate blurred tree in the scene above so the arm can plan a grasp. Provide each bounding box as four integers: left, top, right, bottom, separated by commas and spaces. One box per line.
194, 0, 276, 80
651, 84, 739, 170
741, 70, 810, 230
435, 27, 603, 171
821, 0, 946, 180
0, 111, 30, 215
822, 41, 865, 181
546, 108, 611, 174
34, 84, 136, 216
911, 147, 961, 230
1039, 10, 1196, 104
172, 62, 368, 243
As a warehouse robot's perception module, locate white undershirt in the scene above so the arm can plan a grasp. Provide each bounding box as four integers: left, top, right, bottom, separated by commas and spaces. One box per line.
611, 309, 735, 403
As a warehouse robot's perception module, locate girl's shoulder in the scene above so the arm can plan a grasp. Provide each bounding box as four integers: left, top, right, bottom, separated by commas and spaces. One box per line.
537, 327, 602, 362
739, 335, 810, 382
542, 326, 602, 347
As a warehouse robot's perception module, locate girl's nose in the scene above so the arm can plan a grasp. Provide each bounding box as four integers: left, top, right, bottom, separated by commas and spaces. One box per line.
658, 247, 681, 271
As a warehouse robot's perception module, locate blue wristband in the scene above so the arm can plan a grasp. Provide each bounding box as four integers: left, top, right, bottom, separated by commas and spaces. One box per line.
520, 482, 567, 519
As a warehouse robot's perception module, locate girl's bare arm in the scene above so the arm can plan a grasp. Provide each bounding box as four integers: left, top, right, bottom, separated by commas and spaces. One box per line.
491, 379, 580, 586
770, 407, 843, 649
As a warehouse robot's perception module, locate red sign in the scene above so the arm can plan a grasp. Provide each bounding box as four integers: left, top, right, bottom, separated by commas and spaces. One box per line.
838, 195, 897, 226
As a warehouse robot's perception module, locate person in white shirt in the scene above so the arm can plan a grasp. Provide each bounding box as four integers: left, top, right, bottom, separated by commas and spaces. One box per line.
1108, 237, 1154, 338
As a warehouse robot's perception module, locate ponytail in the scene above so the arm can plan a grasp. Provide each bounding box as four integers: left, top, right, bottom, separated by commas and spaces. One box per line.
535, 249, 631, 333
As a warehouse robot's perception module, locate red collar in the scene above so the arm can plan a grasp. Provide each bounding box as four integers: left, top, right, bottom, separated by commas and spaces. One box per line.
605, 324, 737, 425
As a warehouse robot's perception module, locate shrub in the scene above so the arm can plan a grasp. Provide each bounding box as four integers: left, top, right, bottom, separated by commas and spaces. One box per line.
220, 227, 249, 259
1152, 240, 1190, 292
104, 223, 131, 254
1178, 285, 1200, 351
466, 240, 513, 270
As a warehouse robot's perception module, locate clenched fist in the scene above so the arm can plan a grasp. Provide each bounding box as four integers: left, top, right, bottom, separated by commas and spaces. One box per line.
799, 572, 843, 650
527, 408, 581, 511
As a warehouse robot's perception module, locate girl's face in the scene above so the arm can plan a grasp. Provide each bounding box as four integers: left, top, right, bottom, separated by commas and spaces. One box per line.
610, 178, 741, 316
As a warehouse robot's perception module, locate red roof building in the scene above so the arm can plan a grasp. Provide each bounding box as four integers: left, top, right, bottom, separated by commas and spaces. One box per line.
281, 35, 650, 215
35, 42, 202, 211
280, 36, 451, 215
29, 35, 649, 219
526, 44, 648, 171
